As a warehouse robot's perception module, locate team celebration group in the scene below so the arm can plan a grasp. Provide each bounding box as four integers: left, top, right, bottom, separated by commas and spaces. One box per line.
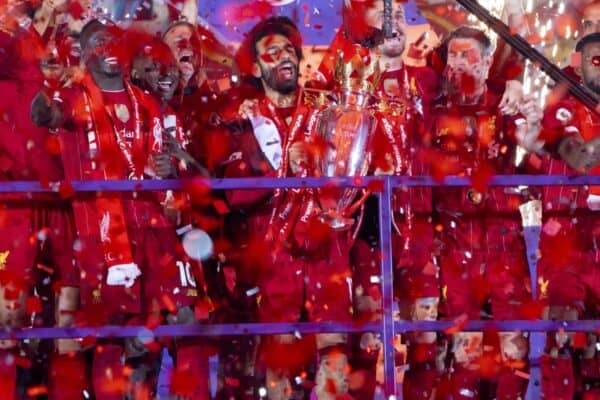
1, 0, 600, 398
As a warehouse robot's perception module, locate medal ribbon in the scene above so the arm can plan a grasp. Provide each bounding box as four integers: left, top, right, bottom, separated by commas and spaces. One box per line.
80, 75, 155, 272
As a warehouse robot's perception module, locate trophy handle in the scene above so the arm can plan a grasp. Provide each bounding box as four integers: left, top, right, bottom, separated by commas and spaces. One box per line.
345, 189, 371, 217
349, 201, 366, 248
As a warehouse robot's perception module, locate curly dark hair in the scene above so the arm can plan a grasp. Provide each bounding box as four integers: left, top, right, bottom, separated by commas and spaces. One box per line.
234, 15, 303, 79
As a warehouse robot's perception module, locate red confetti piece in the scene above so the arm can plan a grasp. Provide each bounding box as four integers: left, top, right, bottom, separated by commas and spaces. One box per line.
182, 179, 212, 206
81, 336, 97, 348
26, 385, 48, 396
224, 376, 240, 387
35, 263, 54, 275
68, 1, 85, 19
195, 298, 211, 320
260, 53, 275, 63
422, 261, 438, 276
212, 199, 230, 215
519, 300, 544, 320
554, 14, 577, 39
262, 337, 316, 371
0, 155, 14, 172
195, 215, 221, 232
160, 294, 177, 314
433, 4, 448, 16
145, 341, 161, 353
425, 151, 460, 182
212, 238, 232, 254
15, 355, 32, 369
227, 1, 273, 23
525, 33, 542, 46
171, 369, 197, 396
444, 313, 469, 334
470, 162, 494, 193
367, 179, 384, 193
145, 314, 162, 330
39, 177, 50, 189
44, 135, 61, 155
25, 296, 42, 314
573, 332, 587, 349
478, 353, 500, 380
459, 73, 476, 95
58, 181, 75, 199
223, 266, 236, 293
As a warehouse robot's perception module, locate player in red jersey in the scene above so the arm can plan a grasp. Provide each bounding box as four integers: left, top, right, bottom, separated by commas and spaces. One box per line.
430, 27, 541, 399
32, 19, 209, 399
536, 32, 600, 400
0, 1, 86, 397
220, 16, 354, 399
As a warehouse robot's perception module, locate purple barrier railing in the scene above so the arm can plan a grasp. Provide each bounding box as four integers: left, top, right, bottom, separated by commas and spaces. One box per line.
2, 174, 599, 398
3, 174, 600, 193
1, 320, 597, 340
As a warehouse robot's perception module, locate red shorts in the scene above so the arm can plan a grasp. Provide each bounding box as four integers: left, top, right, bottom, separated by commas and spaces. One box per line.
258, 236, 352, 323
440, 248, 530, 320
134, 226, 201, 314
394, 213, 439, 305
0, 206, 36, 296
34, 201, 79, 287
538, 213, 600, 315
78, 226, 201, 321
438, 211, 530, 320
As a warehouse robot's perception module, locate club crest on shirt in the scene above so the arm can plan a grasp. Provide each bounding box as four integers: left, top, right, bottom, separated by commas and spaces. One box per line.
114, 104, 130, 123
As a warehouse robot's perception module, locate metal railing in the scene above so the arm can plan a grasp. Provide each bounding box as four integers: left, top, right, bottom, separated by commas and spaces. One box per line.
3, 174, 600, 399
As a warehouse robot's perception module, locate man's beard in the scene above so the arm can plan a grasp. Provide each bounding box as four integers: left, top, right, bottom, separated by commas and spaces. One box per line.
444, 68, 479, 97
584, 75, 600, 96
260, 62, 298, 95
380, 36, 405, 58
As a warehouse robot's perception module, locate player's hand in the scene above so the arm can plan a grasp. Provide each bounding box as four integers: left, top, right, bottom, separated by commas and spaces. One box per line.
520, 95, 543, 127
30, 90, 60, 127
149, 152, 176, 178
499, 79, 523, 116
162, 134, 186, 160
238, 99, 259, 120
288, 141, 309, 174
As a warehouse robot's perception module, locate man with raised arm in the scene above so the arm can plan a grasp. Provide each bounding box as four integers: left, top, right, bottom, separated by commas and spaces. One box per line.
537, 32, 600, 400
31, 19, 209, 399
430, 26, 541, 399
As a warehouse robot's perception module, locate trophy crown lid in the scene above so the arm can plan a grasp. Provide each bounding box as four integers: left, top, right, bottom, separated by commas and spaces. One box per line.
334, 50, 382, 95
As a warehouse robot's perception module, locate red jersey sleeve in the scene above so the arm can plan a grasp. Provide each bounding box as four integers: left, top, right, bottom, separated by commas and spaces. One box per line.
222, 154, 276, 209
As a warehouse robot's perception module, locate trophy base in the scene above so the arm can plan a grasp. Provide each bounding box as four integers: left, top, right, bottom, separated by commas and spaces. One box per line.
319, 211, 355, 231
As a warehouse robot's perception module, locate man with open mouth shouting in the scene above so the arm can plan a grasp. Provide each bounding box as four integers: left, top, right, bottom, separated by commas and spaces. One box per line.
220, 16, 353, 400
31, 18, 209, 399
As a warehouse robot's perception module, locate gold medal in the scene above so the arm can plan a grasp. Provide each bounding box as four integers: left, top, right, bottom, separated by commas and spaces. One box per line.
114, 104, 130, 123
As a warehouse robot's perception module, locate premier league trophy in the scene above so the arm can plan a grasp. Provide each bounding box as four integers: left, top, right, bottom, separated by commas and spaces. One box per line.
313, 53, 382, 230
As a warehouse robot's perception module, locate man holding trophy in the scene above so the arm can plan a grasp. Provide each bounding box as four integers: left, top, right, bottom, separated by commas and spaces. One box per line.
223, 16, 353, 399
